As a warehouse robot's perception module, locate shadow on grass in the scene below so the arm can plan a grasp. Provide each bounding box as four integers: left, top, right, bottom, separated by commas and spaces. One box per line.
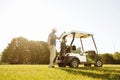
79, 67, 120, 74
55, 67, 120, 80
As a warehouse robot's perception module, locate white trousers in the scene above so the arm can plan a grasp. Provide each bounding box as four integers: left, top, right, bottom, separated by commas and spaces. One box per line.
49, 45, 56, 67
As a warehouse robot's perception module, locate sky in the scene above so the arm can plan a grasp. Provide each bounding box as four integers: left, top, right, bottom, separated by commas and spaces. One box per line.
0, 0, 120, 54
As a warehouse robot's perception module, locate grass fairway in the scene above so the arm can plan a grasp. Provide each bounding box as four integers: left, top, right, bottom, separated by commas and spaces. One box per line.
0, 65, 120, 80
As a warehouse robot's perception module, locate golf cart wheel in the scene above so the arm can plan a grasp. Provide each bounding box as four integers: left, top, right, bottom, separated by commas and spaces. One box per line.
58, 63, 66, 67
69, 58, 79, 68
94, 60, 103, 67
84, 63, 91, 67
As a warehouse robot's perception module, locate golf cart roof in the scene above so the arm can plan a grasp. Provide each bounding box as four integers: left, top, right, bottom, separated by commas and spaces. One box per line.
63, 30, 93, 38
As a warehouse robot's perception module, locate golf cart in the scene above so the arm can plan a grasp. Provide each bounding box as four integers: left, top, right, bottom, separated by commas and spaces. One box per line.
56, 31, 103, 68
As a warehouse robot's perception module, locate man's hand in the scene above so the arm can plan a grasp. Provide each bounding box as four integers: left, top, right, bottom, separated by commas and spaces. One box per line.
62, 31, 66, 35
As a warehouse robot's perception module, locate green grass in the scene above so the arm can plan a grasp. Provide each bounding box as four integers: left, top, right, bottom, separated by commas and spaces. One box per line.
0, 64, 120, 80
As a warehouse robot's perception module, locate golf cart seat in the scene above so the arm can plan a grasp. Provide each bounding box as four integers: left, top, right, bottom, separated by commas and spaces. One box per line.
85, 50, 96, 56
66, 45, 76, 53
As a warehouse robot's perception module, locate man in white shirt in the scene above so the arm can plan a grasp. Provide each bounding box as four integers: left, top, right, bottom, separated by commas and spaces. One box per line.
48, 28, 65, 68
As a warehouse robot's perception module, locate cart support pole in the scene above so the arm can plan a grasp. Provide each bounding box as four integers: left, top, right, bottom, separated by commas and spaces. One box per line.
80, 38, 84, 53
91, 35, 98, 54
70, 33, 75, 52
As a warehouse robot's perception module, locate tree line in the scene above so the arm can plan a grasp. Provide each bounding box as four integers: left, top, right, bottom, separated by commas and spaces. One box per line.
1, 37, 50, 64
100, 52, 120, 64
0, 37, 120, 64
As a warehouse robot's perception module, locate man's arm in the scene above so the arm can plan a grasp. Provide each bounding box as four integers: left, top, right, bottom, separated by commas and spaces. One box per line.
56, 32, 65, 39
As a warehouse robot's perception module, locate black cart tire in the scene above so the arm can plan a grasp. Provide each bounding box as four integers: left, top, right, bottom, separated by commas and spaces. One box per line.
69, 58, 79, 68
94, 60, 103, 67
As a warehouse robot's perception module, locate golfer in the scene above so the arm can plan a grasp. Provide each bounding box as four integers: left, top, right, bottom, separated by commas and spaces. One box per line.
48, 28, 65, 68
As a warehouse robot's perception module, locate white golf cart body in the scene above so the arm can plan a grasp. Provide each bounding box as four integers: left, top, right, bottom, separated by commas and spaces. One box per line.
65, 53, 87, 62
56, 30, 103, 68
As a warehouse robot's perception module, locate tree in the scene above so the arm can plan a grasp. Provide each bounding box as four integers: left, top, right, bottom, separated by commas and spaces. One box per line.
0, 54, 1, 64
113, 52, 120, 64
100, 53, 114, 64
1, 37, 29, 64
